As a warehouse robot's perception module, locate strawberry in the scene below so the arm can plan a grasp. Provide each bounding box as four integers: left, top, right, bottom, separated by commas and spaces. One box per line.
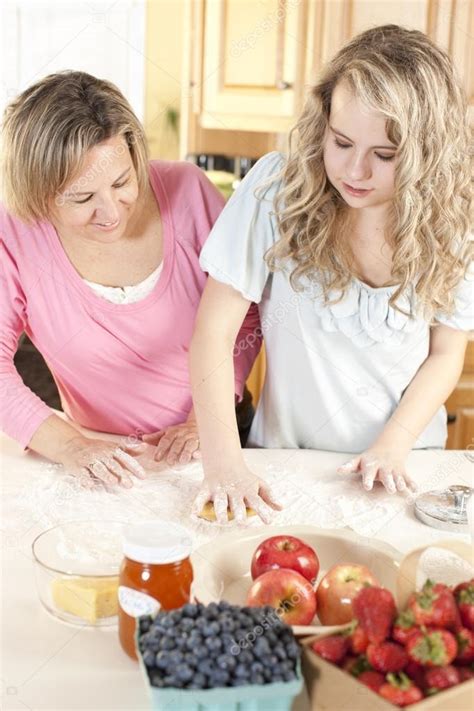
343, 653, 371, 676
367, 641, 408, 673
358, 670, 385, 693
407, 579, 458, 629
454, 580, 474, 631
378, 672, 423, 707
458, 667, 474, 682
455, 627, 474, 664
424, 664, 460, 692
406, 627, 458, 667
352, 586, 396, 643
350, 625, 369, 654
311, 634, 349, 664
404, 660, 426, 690
393, 610, 419, 645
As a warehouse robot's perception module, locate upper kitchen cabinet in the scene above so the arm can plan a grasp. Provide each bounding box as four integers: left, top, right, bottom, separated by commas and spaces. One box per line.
199, 0, 309, 132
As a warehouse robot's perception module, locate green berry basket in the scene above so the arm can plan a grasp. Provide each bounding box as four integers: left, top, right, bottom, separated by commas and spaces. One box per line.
136, 629, 303, 711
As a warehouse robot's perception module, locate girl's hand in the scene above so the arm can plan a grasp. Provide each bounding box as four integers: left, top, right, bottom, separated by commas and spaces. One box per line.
192, 465, 283, 525
58, 436, 147, 489
338, 449, 418, 494
142, 418, 201, 466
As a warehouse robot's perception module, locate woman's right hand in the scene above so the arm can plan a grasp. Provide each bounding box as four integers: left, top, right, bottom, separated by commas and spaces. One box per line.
57, 435, 147, 490
191, 464, 282, 524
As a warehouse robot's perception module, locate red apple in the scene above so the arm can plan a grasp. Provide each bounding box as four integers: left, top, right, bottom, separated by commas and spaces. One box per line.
246, 568, 317, 625
251, 535, 320, 584
316, 563, 379, 625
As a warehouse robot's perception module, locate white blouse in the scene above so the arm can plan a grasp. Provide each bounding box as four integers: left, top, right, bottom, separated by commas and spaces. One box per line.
200, 152, 473, 453
83, 263, 163, 304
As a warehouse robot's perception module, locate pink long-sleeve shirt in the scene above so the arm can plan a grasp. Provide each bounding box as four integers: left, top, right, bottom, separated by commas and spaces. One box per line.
0, 160, 261, 447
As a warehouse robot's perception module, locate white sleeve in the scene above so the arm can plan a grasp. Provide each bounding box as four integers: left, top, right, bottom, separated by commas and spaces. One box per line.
199, 151, 285, 303
435, 261, 474, 331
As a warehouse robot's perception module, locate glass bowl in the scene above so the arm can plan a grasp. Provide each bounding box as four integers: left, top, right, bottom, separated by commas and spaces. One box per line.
32, 520, 125, 627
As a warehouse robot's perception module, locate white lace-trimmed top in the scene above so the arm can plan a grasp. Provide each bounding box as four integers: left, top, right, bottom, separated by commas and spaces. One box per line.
83, 263, 163, 304
200, 152, 474, 452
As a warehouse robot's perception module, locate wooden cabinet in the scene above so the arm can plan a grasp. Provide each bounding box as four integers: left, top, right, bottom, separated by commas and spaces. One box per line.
181, 0, 473, 157
446, 339, 474, 449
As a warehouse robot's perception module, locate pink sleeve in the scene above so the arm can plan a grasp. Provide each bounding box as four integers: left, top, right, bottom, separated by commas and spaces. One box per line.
0, 237, 53, 447
193, 168, 263, 400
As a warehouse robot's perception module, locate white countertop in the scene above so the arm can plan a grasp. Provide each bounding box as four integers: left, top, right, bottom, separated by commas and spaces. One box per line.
1, 431, 473, 711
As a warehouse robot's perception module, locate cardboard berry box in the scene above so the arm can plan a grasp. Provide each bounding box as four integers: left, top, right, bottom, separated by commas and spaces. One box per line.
300, 540, 474, 710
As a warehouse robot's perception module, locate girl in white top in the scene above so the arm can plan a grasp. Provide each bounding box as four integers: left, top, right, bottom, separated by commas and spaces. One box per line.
190, 25, 473, 524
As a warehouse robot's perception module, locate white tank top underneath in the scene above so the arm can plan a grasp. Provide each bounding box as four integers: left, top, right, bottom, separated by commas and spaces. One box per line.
83, 263, 163, 304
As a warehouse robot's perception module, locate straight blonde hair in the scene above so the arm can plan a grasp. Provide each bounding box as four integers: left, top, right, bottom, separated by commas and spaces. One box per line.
1, 71, 149, 223
266, 25, 472, 319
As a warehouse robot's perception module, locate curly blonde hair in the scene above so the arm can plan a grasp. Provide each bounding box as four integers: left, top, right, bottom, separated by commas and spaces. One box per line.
266, 24, 472, 318
1, 71, 149, 223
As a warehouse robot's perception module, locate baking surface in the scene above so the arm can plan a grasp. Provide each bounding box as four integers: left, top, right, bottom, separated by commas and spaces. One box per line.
1, 430, 472, 710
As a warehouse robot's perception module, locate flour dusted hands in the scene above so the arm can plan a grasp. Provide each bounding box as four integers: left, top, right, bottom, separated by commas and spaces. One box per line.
338, 448, 418, 494
192, 464, 283, 525
142, 416, 201, 466
58, 436, 147, 489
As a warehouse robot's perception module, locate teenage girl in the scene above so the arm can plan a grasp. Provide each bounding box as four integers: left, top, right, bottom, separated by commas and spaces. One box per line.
190, 25, 473, 524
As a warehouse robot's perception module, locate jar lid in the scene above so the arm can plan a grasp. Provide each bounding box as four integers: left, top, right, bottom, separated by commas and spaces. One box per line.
122, 521, 193, 564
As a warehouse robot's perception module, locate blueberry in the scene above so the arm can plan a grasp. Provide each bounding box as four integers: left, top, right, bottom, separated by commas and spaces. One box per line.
175, 637, 188, 651
209, 669, 230, 687
180, 617, 195, 632
202, 621, 221, 637
183, 652, 197, 667
149, 671, 165, 687
205, 636, 222, 653
155, 651, 170, 670
234, 663, 250, 678
280, 660, 296, 674
237, 614, 254, 628
182, 603, 199, 618
204, 602, 220, 619
283, 670, 297, 682
159, 636, 175, 651
253, 637, 271, 657
167, 650, 184, 667
250, 661, 264, 675
161, 616, 174, 628
142, 649, 156, 667
176, 663, 194, 683
193, 644, 209, 659
185, 635, 203, 651
163, 675, 184, 688
265, 631, 278, 645
232, 678, 250, 686
273, 643, 287, 661
216, 654, 237, 672
250, 672, 265, 685
270, 674, 284, 683
220, 617, 236, 633
217, 600, 231, 611
285, 642, 300, 660
197, 659, 215, 677
195, 617, 208, 631
236, 650, 253, 665
187, 672, 207, 689
139, 615, 152, 633
145, 639, 161, 653
261, 654, 279, 669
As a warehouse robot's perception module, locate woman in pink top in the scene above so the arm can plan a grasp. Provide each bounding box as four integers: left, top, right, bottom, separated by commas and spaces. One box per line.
0, 71, 261, 490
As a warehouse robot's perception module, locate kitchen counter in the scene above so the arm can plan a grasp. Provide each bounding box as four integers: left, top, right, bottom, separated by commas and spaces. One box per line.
1, 430, 472, 711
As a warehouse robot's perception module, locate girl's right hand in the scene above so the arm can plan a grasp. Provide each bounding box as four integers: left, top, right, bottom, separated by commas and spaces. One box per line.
192, 465, 283, 524
57, 436, 147, 490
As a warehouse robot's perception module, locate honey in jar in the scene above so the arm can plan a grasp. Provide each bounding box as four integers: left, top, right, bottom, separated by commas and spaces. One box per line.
118, 521, 193, 659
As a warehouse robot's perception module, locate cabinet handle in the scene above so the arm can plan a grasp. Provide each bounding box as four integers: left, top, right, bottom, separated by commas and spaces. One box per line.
276, 80, 292, 90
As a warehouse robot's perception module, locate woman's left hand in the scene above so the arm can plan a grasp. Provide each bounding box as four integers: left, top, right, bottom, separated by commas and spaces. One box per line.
142, 418, 201, 466
337, 448, 418, 494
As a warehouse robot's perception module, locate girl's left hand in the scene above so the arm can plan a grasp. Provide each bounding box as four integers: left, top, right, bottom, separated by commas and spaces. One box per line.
142, 419, 201, 466
337, 449, 418, 494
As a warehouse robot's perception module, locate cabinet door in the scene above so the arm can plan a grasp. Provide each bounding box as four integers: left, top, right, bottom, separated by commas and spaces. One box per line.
201, 0, 308, 132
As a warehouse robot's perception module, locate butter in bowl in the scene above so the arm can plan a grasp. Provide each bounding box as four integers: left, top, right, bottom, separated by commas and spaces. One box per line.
32, 520, 124, 626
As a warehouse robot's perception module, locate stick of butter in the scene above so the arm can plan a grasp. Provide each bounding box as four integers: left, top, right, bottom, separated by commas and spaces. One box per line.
51, 576, 119, 623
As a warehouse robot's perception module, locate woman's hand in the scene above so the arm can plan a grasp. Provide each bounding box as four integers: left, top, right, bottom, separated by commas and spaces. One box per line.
338, 448, 417, 494
57, 435, 147, 489
142, 418, 201, 466
192, 465, 283, 525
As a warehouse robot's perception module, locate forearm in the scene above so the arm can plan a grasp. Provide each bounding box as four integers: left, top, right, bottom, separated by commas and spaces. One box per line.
374, 351, 465, 452
28, 413, 85, 462
190, 329, 244, 478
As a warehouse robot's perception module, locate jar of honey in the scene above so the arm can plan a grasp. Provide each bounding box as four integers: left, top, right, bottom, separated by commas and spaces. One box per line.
118, 521, 193, 660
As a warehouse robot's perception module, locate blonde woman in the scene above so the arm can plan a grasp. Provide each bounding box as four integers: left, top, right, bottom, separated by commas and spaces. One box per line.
190, 25, 473, 524
0, 71, 260, 487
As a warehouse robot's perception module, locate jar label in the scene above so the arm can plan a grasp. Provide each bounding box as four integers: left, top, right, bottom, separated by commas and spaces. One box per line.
118, 586, 161, 618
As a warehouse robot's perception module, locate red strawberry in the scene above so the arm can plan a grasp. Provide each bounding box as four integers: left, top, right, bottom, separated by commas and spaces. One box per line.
458, 667, 474, 682
312, 634, 349, 664
404, 660, 426, 690
378, 672, 423, 707
406, 627, 458, 667
393, 610, 419, 645
425, 664, 460, 691
343, 654, 371, 676
358, 670, 385, 692
350, 625, 369, 654
455, 627, 474, 664
352, 586, 396, 643
407, 579, 458, 629
454, 580, 474, 631
367, 641, 408, 673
